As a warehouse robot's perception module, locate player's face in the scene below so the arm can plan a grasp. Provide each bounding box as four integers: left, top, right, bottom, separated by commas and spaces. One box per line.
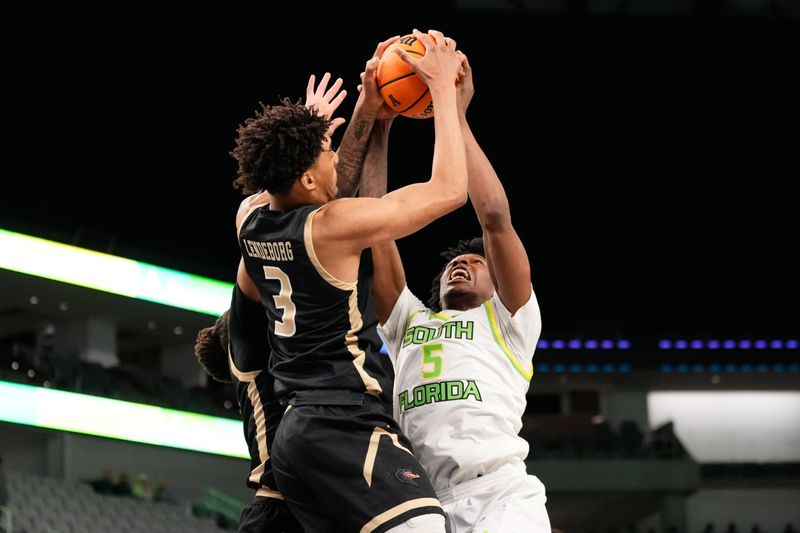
439, 253, 494, 311
310, 138, 339, 202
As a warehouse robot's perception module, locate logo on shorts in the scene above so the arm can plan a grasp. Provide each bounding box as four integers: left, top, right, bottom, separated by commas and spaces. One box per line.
395, 468, 421, 486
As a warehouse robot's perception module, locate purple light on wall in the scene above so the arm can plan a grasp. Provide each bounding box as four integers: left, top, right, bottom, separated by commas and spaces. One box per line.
552, 339, 565, 349
659, 340, 671, 349
723, 340, 736, 349
617, 339, 631, 349
537, 339, 549, 349
787, 340, 798, 349
690, 340, 704, 349
770, 340, 783, 349
568, 339, 581, 349
707, 340, 720, 349
739, 340, 752, 349
675, 340, 688, 350
600, 339, 614, 349
754, 340, 767, 350
585, 339, 598, 349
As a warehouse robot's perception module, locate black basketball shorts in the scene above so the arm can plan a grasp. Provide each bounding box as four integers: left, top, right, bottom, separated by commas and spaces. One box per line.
238, 495, 303, 533
271, 391, 444, 533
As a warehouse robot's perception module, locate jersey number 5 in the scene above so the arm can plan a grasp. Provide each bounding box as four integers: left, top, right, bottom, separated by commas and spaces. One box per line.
263, 266, 296, 337
422, 343, 443, 379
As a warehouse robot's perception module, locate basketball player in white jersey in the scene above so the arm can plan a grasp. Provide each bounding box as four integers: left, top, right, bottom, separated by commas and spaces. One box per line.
368, 54, 552, 532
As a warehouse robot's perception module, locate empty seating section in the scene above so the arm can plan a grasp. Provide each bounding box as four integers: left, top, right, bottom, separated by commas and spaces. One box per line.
4, 471, 229, 533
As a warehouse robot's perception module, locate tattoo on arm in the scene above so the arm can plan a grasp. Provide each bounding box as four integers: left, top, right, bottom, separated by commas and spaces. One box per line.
336, 145, 366, 197
336, 118, 374, 198
354, 121, 368, 140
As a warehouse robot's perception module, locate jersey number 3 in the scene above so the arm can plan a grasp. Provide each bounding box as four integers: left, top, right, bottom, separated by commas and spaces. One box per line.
263, 266, 296, 337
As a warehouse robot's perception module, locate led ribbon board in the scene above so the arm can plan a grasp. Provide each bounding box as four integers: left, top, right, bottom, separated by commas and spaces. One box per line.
0, 380, 248, 458
0, 228, 232, 316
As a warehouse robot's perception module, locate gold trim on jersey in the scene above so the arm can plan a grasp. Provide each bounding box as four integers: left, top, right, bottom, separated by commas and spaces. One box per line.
483, 301, 534, 381
304, 208, 383, 397
236, 194, 270, 239
304, 208, 355, 290
255, 486, 284, 499
228, 346, 270, 485
359, 498, 442, 533
363, 427, 413, 487
347, 288, 383, 396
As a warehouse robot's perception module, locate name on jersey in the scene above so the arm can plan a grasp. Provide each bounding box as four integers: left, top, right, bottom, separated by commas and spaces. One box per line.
398, 379, 482, 412
243, 239, 294, 261
402, 322, 474, 348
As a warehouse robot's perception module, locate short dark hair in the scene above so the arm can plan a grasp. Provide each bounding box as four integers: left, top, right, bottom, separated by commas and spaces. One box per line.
194, 311, 232, 383
231, 98, 332, 196
427, 237, 485, 311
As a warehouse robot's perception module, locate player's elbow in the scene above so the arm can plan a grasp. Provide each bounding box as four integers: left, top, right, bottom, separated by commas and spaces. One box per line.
479, 208, 513, 232
443, 188, 468, 211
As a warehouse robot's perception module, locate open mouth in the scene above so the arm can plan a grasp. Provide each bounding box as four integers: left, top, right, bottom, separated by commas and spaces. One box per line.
449, 267, 470, 282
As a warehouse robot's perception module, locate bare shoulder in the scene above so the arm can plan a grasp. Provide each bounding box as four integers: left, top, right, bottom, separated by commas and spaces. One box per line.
236, 191, 271, 228
311, 197, 370, 242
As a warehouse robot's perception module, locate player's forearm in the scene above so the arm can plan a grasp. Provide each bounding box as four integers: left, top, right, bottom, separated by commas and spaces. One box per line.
335, 102, 378, 198
359, 119, 393, 199
461, 119, 512, 232
429, 89, 468, 209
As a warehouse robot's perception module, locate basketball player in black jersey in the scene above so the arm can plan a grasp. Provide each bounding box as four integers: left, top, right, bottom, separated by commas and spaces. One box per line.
194, 287, 302, 533
230, 29, 467, 533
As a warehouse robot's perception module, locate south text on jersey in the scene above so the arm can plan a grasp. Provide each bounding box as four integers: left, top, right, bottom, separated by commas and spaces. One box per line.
402, 321, 474, 348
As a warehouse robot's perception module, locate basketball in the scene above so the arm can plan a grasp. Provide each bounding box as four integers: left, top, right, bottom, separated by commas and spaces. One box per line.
377, 34, 435, 119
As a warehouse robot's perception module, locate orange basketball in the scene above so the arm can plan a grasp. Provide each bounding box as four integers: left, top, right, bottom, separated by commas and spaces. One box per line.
377, 34, 434, 119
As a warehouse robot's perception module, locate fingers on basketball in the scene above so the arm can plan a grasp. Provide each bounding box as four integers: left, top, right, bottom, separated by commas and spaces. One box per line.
376, 35, 433, 119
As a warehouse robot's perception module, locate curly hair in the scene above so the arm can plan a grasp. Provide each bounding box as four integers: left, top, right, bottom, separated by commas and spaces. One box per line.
194, 311, 232, 383
230, 97, 332, 196
426, 237, 485, 312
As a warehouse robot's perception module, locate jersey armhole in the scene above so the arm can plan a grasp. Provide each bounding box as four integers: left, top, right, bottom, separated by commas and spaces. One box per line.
236, 197, 270, 239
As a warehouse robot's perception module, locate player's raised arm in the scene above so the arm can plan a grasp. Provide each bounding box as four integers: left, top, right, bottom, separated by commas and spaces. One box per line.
332, 36, 400, 198
457, 54, 531, 314
313, 30, 468, 254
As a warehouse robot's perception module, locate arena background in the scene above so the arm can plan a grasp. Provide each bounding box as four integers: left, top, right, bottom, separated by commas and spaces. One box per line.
1, 2, 798, 533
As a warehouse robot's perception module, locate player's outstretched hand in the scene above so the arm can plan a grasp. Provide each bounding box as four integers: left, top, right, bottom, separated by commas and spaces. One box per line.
305, 72, 347, 135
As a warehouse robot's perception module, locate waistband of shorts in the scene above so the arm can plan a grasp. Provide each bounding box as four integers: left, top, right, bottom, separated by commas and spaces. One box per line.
285, 389, 380, 407
436, 462, 526, 505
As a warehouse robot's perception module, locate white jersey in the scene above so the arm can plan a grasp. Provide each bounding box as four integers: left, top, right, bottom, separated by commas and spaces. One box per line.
379, 285, 541, 493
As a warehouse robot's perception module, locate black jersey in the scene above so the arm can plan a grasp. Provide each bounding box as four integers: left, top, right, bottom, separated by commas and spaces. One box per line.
238, 204, 392, 405
227, 285, 283, 496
